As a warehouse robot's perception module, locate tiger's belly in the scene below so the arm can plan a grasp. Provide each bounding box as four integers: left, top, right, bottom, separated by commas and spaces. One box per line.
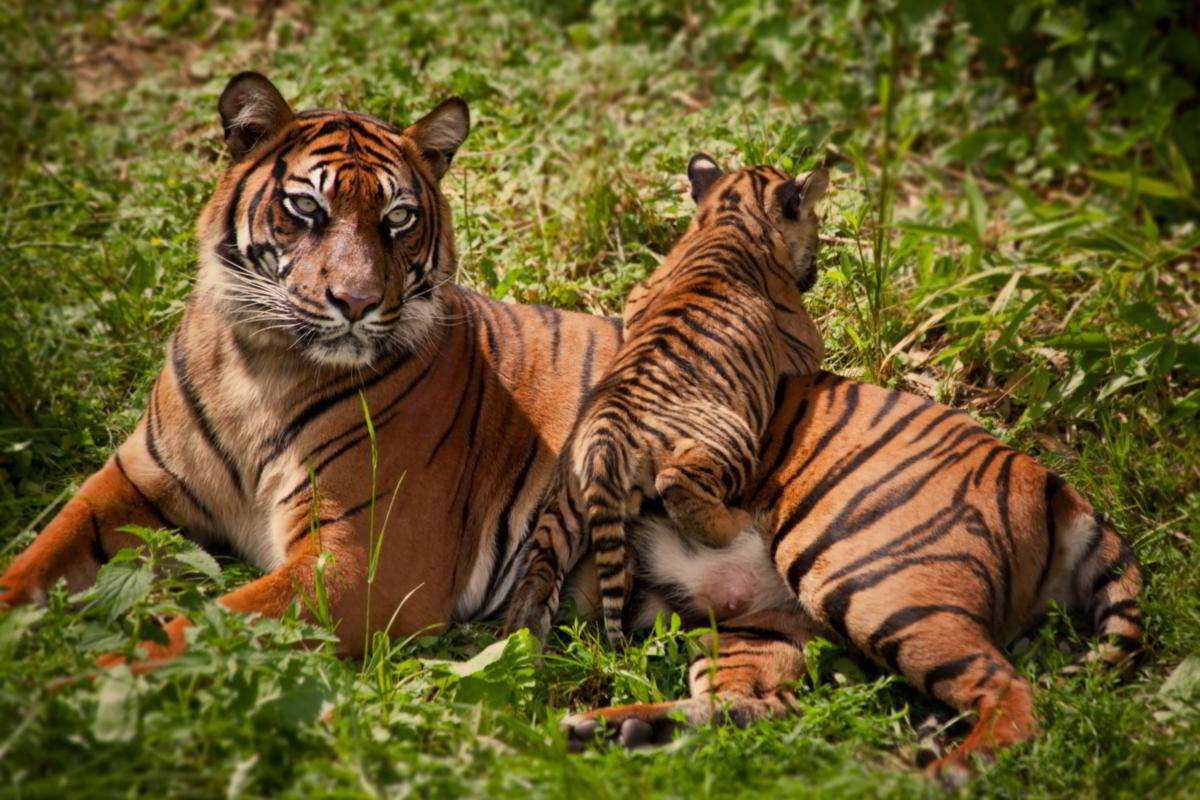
629, 516, 797, 628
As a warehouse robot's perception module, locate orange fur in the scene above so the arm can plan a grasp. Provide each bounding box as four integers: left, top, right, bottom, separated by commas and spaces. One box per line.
0, 77, 1141, 777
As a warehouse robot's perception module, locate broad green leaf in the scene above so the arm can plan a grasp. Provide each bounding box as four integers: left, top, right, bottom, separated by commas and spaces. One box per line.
91, 556, 154, 622
173, 546, 224, 585
1156, 656, 1200, 724
0, 605, 45, 658
446, 635, 517, 678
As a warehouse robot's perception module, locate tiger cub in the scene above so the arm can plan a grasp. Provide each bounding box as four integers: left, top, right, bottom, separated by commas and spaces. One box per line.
506, 155, 829, 647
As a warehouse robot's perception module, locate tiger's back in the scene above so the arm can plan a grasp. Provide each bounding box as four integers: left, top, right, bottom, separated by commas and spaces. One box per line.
506, 157, 829, 645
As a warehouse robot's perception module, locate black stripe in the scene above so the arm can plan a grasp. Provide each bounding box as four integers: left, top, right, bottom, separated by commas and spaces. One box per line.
480, 445, 540, 606
1102, 633, 1141, 652
87, 509, 108, 565
256, 351, 409, 480
767, 381, 862, 540
144, 387, 214, 521
923, 653, 983, 695
171, 335, 244, 495
579, 330, 597, 394
112, 453, 173, 528
1096, 599, 1141, 626
713, 624, 796, 644
777, 398, 927, 569
867, 604, 988, 651
1035, 473, 1065, 597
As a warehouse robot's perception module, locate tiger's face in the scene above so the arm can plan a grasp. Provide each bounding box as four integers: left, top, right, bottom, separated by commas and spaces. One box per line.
197, 72, 469, 368
687, 155, 829, 293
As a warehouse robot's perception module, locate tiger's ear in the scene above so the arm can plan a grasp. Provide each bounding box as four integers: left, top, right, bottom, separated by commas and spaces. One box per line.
405, 97, 470, 180
687, 153, 724, 204
784, 167, 830, 219
218, 72, 294, 161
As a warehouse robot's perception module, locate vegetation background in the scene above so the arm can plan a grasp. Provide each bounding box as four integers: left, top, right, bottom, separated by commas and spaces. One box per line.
1, 0, 1198, 797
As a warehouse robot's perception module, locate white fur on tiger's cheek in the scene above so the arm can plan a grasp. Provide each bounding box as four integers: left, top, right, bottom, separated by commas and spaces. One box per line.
633, 517, 796, 623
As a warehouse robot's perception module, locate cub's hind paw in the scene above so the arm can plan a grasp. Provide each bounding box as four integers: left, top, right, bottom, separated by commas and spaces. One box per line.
501, 577, 556, 642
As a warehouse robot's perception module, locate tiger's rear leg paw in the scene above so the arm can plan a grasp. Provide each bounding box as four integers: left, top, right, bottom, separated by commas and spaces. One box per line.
501, 574, 558, 642
924, 677, 1036, 784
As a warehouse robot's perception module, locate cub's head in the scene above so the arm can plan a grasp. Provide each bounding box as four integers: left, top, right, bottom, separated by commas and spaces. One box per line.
686, 153, 829, 293
197, 72, 469, 368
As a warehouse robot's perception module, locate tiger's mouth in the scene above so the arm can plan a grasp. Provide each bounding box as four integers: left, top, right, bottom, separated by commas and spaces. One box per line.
308, 330, 378, 367
218, 270, 445, 369
296, 292, 443, 368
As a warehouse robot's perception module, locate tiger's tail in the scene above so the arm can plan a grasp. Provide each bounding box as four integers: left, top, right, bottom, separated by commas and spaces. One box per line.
1054, 484, 1144, 670
580, 439, 636, 649
1080, 517, 1144, 669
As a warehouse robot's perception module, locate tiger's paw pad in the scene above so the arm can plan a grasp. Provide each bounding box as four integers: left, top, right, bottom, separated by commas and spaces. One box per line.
562, 711, 680, 752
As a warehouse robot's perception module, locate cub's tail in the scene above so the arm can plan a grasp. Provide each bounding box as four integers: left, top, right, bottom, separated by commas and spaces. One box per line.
579, 439, 635, 649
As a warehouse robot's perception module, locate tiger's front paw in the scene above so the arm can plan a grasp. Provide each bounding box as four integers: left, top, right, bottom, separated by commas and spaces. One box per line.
563, 700, 699, 752
97, 616, 191, 674
0, 573, 45, 608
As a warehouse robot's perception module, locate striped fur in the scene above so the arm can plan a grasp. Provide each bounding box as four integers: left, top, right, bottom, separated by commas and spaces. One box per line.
561, 373, 1143, 776
503, 158, 829, 647
0, 76, 1142, 775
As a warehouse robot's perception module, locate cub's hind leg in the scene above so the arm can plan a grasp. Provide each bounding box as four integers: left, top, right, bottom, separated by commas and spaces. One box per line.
655, 437, 756, 548
502, 494, 579, 641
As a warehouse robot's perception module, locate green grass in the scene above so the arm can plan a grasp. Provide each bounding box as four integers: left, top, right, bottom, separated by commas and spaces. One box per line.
1, 1, 1199, 797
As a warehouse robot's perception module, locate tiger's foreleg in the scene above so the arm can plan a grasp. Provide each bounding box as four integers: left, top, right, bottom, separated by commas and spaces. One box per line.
0, 455, 162, 606
102, 507, 370, 670
564, 606, 818, 749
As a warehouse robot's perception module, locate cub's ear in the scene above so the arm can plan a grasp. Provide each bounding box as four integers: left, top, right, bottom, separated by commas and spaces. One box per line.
218, 72, 294, 161
687, 152, 724, 204
405, 97, 470, 180
783, 167, 830, 219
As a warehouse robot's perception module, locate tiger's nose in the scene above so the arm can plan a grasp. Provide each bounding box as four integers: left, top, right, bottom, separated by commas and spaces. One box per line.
326, 286, 382, 322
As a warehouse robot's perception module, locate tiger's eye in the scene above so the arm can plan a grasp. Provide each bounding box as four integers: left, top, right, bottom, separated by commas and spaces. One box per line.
386, 206, 414, 226
292, 196, 319, 214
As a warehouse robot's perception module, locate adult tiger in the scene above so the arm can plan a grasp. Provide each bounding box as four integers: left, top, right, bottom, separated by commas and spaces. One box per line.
0, 73, 1141, 777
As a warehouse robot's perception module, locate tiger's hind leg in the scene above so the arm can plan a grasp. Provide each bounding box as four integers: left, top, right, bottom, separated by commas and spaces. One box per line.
655, 438, 755, 549
856, 608, 1035, 782
502, 477, 583, 642
563, 607, 817, 749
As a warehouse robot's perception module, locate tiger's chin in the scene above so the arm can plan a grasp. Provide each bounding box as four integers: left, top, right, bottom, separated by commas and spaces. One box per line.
306, 335, 381, 368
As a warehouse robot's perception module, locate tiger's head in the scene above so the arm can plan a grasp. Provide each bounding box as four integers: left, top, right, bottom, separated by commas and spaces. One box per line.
686, 154, 829, 294
196, 72, 469, 368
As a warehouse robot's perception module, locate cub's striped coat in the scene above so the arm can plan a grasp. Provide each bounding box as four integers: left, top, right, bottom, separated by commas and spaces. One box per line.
503, 157, 828, 647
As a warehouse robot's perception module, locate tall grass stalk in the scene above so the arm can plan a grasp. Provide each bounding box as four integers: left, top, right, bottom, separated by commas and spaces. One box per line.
358, 391, 406, 665
867, 9, 901, 378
